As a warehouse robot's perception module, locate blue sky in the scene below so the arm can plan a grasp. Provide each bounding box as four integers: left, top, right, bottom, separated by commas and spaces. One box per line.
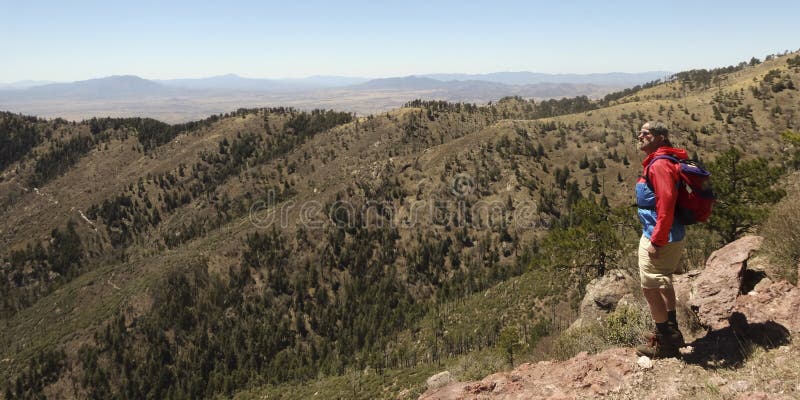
1, 0, 798, 82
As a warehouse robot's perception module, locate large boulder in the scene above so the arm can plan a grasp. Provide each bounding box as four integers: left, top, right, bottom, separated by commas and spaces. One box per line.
570, 269, 636, 329
687, 235, 799, 335
690, 236, 764, 330
734, 280, 800, 333
426, 371, 453, 391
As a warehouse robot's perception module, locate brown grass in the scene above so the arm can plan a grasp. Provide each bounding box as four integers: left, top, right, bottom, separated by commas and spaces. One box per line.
760, 172, 800, 284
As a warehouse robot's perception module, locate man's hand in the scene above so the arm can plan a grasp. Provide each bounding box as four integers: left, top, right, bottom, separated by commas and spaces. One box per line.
648, 244, 661, 259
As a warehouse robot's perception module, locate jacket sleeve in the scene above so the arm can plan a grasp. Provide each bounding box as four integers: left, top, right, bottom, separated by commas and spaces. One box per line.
648, 159, 679, 246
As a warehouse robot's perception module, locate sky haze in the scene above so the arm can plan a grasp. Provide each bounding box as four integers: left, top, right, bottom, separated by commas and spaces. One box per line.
2, 0, 798, 83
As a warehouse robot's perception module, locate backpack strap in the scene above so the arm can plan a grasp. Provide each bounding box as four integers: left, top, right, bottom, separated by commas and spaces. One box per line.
644, 155, 679, 185
641, 155, 681, 195
638, 155, 681, 210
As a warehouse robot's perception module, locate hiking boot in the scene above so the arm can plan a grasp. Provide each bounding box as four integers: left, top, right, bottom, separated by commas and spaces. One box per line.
636, 332, 681, 359
668, 322, 685, 347
642, 323, 685, 348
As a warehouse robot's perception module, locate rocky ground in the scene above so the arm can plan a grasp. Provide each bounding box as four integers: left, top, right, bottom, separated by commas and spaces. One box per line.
419, 236, 800, 400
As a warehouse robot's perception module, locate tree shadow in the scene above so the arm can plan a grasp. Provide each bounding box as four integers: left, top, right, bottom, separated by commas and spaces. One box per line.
681, 312, 791, 369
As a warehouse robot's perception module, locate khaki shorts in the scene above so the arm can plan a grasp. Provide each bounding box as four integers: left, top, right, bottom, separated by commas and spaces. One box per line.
638, 235, 685, 289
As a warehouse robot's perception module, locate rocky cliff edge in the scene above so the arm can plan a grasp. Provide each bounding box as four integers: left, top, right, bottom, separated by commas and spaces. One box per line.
419, 236, 800, 400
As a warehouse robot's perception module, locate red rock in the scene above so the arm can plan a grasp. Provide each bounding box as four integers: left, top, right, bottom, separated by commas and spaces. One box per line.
733, 280, 800, 333
690, 236, 764, 330
419, 348, 637, 399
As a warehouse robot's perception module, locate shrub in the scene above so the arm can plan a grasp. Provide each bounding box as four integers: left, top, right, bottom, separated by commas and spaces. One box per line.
549, 304, 650, 361
602, 305, 651, 346
451, 350, 507, 381
683, 226, 723, 270
760, 183, 800, 284
549, 324, 608, 361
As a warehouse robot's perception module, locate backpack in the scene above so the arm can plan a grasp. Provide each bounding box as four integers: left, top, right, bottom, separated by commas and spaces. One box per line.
645, 155, 715, 225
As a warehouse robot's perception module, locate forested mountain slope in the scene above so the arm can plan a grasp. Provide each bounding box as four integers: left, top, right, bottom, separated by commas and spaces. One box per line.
1, 51, 799, 399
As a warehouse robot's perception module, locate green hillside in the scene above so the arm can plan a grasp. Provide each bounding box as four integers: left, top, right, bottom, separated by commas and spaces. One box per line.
1, 51, 799, 399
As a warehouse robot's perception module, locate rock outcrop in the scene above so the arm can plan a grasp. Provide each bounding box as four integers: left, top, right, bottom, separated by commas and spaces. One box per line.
426, 371, 453, 391
570, 269, 636, 329
684, 235, 800, 335
420, 236, 800, 399
689, 236, 763, 330
734, 280, 800, 333
419, 348, 640, 400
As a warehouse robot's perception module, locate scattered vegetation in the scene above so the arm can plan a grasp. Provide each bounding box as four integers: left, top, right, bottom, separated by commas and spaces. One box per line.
0, 220, 84, 318
2, 51, 800, 399
760, 179, 800, 284
550, 304, 651, 360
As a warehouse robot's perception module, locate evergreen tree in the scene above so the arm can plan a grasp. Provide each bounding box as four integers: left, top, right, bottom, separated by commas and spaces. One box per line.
48, 220, 83, 276
591, 174, 601, 194
579, 155, 590, 169
537, 143, 546, 158
707, 148, 785, 243
497, 326, 521, 366
538, 198, 621, 278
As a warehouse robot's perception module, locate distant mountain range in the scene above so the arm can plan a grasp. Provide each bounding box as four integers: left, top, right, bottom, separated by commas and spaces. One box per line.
422, 71, 671, 86
1, 71, 668, 92
0, 71, 669, 122
153, 74, 371, 91
1, 75, 174, 100
0, 80, 56, 90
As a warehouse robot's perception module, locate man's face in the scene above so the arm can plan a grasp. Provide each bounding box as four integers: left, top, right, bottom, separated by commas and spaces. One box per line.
637, 125, 663, 153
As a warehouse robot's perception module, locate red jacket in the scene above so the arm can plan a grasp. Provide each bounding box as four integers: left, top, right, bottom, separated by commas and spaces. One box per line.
638, 147, 688, 246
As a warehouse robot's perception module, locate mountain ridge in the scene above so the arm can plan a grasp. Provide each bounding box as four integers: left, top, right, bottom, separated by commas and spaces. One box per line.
3, 70, 669, 90
0, 74, 630, 123
0, 71, 659, 98
0, 75, 174, 100
0, 50, 798, 399
422, 71, 670, 86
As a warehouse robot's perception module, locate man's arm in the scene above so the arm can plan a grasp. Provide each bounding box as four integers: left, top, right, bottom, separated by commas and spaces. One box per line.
648, 159, 679, 247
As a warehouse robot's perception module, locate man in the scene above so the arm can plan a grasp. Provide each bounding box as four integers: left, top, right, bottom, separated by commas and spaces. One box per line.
634, 121, 686, 358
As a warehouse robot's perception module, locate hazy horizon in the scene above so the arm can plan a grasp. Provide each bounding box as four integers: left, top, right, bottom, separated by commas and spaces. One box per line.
2, 0, 799, 83
0, 70, 675, 86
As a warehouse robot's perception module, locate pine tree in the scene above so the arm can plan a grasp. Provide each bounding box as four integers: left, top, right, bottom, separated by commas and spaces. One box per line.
579, 155, 590, 169
707, 148, 785, 243
497, 326, 521, 366
537, 198, 621, 278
